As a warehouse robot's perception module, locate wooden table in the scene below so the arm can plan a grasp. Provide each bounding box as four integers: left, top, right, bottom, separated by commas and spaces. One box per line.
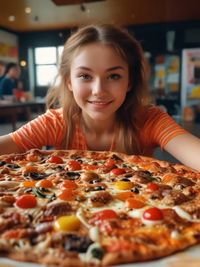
0, 100, 45, 131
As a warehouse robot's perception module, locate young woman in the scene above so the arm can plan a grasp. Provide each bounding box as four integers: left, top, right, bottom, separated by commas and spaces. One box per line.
0, 24, 200, 171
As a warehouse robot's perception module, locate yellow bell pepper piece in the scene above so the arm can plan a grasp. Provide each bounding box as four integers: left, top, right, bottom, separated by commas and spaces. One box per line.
114, 181, 134, 190
54, 215, 81, 232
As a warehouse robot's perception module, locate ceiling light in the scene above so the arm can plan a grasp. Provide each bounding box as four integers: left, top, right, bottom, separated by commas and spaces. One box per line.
8, 15, 15, 22
25, 7, 32, 14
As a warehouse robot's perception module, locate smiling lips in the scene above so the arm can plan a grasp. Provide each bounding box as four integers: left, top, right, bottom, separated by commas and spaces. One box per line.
87, 100, 112, 107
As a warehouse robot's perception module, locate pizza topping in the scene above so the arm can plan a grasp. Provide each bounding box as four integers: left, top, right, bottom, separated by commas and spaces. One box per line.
80, 171, 100, 183
162, 190, 189, 206
32, 187, 56, 200
125, 197, 145, 209
65, 171, 81, 180
142, 207, 163, 221
57, 188, 74, 201
44, 202, 72, 217
110, 168, 126, 176
89, 209, 118, 225
64, 233, 93, 252
6, 163, 20, 169
113, 181, 134, 190
21, 181, 36, 187
15, 194, 37, 209
0, 161, 6, 167
66, 160, 82, 171
35, 179, 54, 188
24, 171, 48, 180
90, 191, 113, 207
47, 156, 64, 164
59, 180, 78, 190
54, 215, 81, 232
173, 206, 193, 221
146, 182, 159, 191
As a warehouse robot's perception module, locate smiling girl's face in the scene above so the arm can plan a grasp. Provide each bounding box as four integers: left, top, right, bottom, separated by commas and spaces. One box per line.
67, 43, 130, 123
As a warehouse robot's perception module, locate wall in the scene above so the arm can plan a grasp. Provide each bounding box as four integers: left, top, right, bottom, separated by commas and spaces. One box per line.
0, 29, 18, 62
2, 21, 200, 97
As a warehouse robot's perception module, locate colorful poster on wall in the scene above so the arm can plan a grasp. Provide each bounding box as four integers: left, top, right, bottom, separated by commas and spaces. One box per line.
181, 48, 200, 109
0, 29, 18, 62
154, 54, 180, 97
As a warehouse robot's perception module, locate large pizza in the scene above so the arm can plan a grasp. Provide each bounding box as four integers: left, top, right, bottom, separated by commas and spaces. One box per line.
0, 149, 200, 267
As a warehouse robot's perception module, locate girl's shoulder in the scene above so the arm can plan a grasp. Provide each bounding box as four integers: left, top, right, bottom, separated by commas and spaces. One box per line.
140, 104, 166, 119
45, 108, 63, 119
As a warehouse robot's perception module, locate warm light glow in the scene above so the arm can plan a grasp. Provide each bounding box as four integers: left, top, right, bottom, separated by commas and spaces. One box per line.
8, 15, 15, 22
20, 60, 27, 67
25, 7, 32, 14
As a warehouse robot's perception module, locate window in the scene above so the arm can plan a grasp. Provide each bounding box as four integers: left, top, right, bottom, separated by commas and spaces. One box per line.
34, 46, 63, 87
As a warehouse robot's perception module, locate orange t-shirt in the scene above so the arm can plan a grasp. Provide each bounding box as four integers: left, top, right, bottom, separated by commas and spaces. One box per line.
10, 106, 187, 156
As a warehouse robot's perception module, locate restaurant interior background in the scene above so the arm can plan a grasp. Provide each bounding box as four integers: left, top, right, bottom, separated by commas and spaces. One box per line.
0, 0, 200, 162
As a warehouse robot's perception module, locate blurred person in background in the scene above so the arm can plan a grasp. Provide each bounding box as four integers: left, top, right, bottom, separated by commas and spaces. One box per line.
0, 61, 6, 83
0, 62, 21, 100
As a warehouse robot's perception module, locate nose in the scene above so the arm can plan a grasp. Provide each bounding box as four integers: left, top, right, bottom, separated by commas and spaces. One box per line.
92, 78, 105, 96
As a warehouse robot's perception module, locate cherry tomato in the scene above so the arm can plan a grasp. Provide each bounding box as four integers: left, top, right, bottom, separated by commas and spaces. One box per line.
67, 160, 81, 171
35, 179, 54, 188
104, 159, 116, 168
15, 194, 37, 209
57, 189, 74, 201
47, 156, 63, 164
59, 180, 77, 190
146, 182, 159, 191
143, 207, 163, 221
125, 197, 145, 209
110, 168, 126, 176
89, 209, 117, 224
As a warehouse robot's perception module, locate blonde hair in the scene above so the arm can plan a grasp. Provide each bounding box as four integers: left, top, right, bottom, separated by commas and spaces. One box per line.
46, 24, 150, 154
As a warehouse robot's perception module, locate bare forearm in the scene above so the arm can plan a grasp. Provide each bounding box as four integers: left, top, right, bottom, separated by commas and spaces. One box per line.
164, 133, 200, 172
0, 135, 22, 155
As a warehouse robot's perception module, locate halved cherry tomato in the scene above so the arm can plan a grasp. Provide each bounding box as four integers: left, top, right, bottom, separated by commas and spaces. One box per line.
104, 159, 116, 168
59, 180, 77, 190
15, 194, 37, 209
146, 182, 159, 191
47, 156, 63, 164
125, 197, 145, 209
35, 179, 54, 188
57, 189, 74, 201
110, 168, 126, 176
89, 209, 117, 224
67, 160, 81, 171
143, 207, 163, 221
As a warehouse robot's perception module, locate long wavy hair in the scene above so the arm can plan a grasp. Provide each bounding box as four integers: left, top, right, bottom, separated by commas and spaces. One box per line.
46, 24, 150, 154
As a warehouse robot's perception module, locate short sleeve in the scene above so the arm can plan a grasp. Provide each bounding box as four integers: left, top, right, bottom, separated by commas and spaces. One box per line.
10, 109, 65, 151
141, 106, 188, 150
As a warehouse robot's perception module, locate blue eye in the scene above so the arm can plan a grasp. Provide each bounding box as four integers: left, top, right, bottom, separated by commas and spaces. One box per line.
108, 73, 121, 80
